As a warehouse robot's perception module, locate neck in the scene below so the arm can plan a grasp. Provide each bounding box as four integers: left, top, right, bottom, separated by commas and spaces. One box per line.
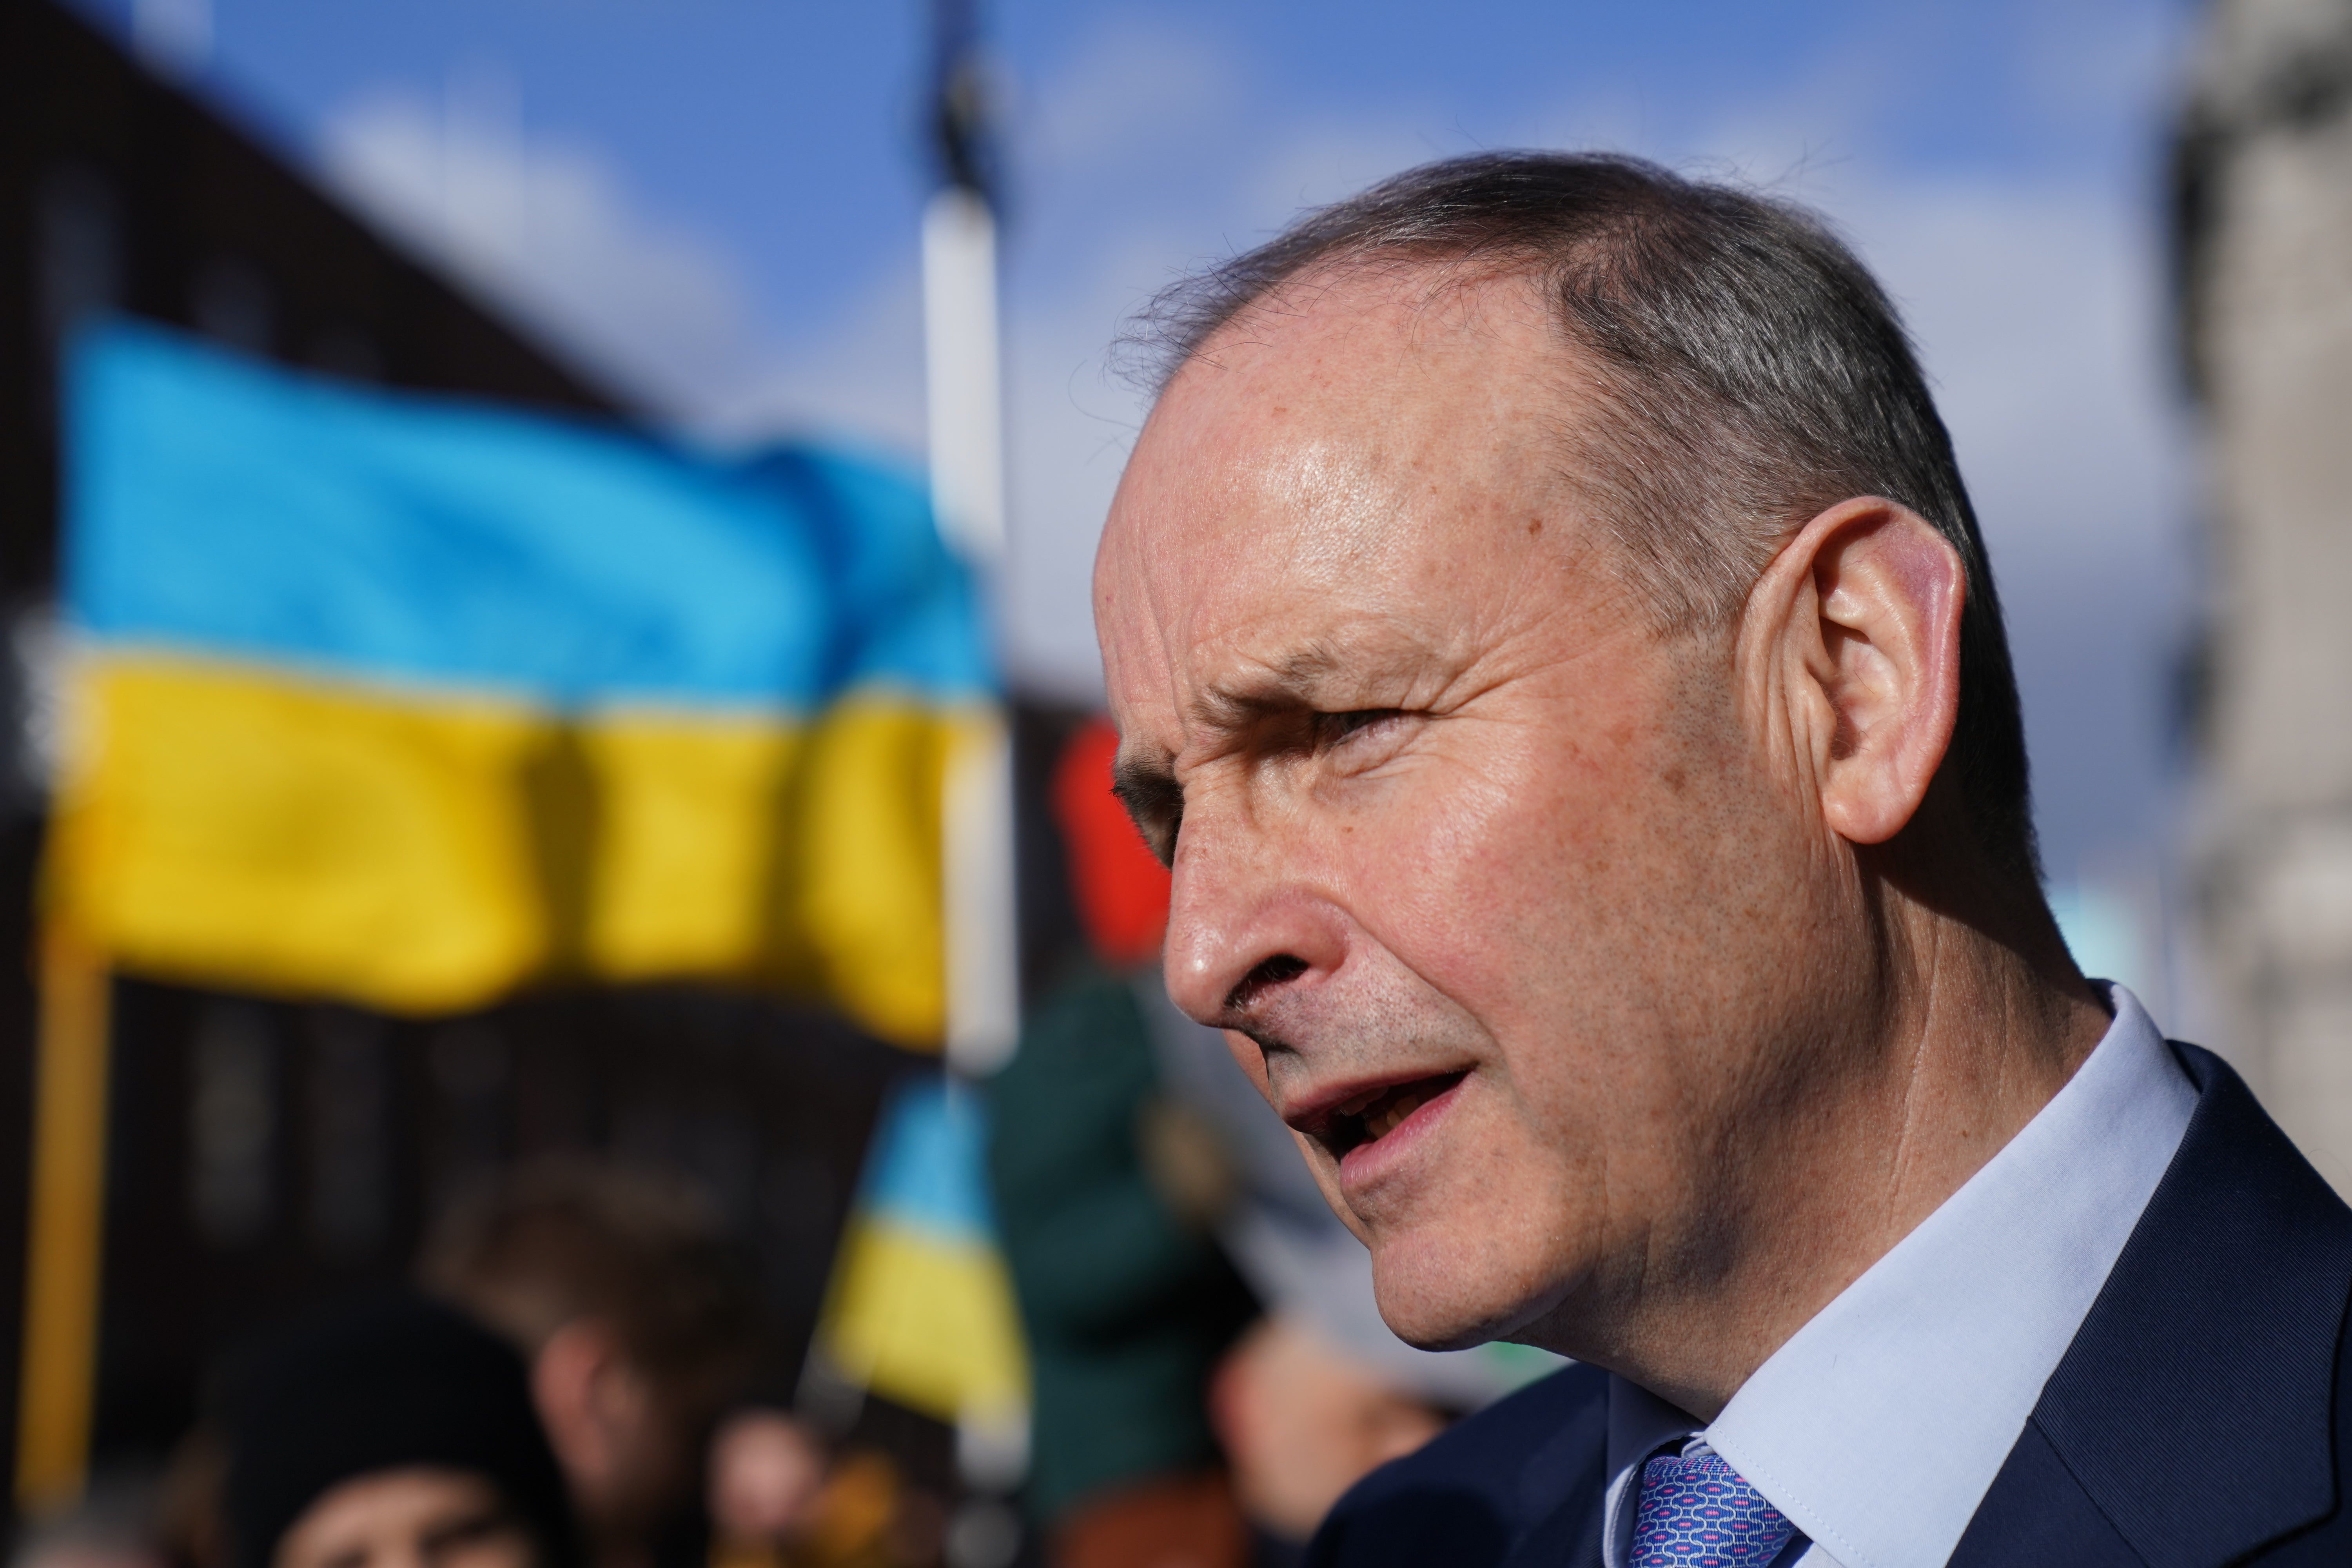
1587, 871, 2111, 1421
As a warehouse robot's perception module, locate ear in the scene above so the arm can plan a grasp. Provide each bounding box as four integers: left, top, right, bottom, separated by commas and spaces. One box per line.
533, 1320, 631, 1492
1748, 497, 1965, 846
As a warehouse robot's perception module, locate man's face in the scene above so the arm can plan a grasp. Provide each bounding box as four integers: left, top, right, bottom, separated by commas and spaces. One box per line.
1096, 270, 1844, 1356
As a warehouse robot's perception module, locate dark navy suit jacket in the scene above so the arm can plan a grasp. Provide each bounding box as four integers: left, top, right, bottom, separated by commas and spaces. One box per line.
1306, 1044, 2352, 1567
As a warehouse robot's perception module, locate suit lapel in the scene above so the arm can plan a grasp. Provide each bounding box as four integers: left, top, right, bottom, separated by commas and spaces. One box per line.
1951, 1045, 2352, 1568
1950, 1418, 2149, 1566
1501, 1374, 1609, 1568
1500, 1479, 1604, 1568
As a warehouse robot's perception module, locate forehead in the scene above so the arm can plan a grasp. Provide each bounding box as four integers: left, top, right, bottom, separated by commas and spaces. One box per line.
1142, 262, 1564, 521
1095, 266, 1593, 744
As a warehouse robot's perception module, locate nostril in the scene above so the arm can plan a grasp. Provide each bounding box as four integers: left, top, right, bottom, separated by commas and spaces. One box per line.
1225, 953, 1308, 1014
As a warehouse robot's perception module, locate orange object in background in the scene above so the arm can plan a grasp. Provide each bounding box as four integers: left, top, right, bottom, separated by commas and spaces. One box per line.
1050, 720, 1171, 968
1050, 1470, 1248, 1568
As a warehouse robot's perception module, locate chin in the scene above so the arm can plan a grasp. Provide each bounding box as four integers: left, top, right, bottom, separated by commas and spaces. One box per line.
1366, 1223, 1567, 1353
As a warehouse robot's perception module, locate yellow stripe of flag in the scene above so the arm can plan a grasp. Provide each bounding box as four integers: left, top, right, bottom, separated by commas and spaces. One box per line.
50, 652, 989, 1045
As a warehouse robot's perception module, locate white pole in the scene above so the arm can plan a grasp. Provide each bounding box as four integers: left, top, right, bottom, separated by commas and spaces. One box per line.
924, 185, 1019, 1079
941, 711, 1018, 1078
923, 188, 1007, 564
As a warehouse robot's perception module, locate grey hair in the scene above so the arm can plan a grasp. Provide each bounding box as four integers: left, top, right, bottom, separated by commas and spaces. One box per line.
1122, 151, 2037, 880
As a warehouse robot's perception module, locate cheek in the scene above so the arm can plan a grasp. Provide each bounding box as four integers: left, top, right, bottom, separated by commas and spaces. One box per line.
1361, 1095, 1602, 1344
1334, 713, 1642, 1029
1333, 699, 1775, 1164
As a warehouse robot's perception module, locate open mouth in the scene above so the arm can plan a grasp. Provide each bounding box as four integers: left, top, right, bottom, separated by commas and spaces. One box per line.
1318, 1072, 1467, 1158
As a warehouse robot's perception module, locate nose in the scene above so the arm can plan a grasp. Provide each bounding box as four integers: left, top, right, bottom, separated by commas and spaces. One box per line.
1160, 787, 1351, 1031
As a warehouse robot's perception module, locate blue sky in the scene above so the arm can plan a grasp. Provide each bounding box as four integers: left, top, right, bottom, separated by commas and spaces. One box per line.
71, 0, 2209, 958
88, 2, 2183, 322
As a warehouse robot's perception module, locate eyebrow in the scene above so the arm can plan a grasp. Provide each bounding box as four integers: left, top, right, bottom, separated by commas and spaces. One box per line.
1188, 641, 1346, 733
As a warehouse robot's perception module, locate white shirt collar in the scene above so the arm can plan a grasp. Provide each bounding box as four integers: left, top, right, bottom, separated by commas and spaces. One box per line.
1598, 985, 2196, 1568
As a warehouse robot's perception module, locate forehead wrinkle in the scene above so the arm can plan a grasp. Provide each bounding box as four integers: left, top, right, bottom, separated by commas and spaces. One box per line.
1178, 281, 1561, 541
1098, 514, 1191, 738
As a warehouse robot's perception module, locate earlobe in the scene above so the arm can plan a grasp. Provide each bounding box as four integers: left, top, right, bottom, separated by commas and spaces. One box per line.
1764, 498, 1965, 846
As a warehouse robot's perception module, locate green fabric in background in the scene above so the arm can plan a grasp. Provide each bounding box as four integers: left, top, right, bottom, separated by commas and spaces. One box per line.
986, 965, 1257, 1524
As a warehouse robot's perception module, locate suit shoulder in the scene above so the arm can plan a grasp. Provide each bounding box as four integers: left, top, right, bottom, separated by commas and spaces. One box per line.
1307, 1362, 1609, 1568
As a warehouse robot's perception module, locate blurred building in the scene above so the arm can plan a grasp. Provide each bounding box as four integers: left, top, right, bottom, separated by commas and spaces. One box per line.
2176, 0, 2352, 1190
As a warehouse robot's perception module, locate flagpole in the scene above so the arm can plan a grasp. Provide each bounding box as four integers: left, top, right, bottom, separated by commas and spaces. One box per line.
14, 924, 112, 1517
922, 1, 1029, 1509
926, 0, 1018, 1085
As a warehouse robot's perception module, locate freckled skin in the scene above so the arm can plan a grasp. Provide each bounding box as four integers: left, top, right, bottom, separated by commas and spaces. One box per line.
1093, 266, 2109, 1419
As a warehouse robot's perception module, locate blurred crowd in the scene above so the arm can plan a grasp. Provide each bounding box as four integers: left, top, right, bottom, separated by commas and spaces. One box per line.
15, 1155, 966, 1568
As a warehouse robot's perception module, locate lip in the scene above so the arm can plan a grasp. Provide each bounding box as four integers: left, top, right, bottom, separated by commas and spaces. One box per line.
1281, 1069, 1468, 1192
1283, 1066, 1456, 1129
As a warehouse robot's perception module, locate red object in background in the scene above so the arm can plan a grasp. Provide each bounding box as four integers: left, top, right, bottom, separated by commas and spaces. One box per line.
1052, 719, 1171, 969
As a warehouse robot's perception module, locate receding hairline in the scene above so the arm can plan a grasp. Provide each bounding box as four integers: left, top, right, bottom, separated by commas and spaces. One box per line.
1133, 244, 1760, 642
1134, 191, 1909, 644
1117, 151, 1848, 404
1152, 246, 1588, 402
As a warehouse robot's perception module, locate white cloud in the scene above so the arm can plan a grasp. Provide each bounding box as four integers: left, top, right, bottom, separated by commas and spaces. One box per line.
319, 81, 784, 431
1020, 12, 1242, 180
699, 263, 930, 459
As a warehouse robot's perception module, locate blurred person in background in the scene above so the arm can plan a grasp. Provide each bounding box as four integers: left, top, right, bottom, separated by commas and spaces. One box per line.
699, 1411, 953, 1568
1205, 1319, 1440, 1559
218, 1294, 577, 1568
418, 1161, 781, 1568
700, 1416, 826, 1567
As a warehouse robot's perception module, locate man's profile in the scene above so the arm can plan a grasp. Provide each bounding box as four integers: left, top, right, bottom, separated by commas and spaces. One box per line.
1091, 152, 2352, 1566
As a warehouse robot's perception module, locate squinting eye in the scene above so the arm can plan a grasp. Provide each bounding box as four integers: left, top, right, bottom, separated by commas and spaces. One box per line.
1315, 709, 1406, 748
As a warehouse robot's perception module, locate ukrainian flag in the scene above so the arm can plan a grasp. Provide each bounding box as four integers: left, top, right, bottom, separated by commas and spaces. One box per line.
49, 320, 992, 1046
816, 1074, 1028, 1434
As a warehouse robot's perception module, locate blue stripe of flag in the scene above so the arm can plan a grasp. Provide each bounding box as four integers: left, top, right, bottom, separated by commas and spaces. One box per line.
856, 1076, 1000, 1243
64, 320, 993, 710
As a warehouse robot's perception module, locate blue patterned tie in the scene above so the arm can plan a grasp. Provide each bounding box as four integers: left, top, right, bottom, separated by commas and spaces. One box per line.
1629, 1443, 1796, 1566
